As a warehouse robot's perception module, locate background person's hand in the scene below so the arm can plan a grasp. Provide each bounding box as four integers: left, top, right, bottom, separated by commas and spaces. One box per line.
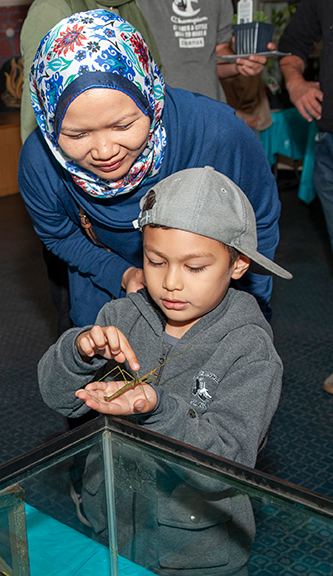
286, 78, 323, 121
236, 42, 276, 76
75, 379, 157, 414
279, 54, 323, 122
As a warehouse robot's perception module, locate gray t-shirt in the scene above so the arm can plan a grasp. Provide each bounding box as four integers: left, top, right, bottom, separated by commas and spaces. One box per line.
137, 0, 234, 101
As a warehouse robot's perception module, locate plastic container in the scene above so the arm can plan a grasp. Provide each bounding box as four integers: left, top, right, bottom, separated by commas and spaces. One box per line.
234, 22, 274, 55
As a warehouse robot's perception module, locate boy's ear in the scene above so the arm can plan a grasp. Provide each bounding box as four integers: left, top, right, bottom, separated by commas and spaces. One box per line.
231, 254, 251, 280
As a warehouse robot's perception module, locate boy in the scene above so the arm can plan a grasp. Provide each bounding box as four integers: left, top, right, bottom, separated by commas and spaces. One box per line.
38, 166, 291, 575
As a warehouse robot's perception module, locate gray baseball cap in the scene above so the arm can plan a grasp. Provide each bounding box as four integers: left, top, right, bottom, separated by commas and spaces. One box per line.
135, 166, 292, 280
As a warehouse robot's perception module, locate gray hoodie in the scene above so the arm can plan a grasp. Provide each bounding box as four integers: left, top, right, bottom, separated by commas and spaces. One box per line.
39, 287, 282, 467
38, 287, 283, 575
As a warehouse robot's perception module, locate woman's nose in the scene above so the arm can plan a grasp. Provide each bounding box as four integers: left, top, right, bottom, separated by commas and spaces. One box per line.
91, 134, 120, 160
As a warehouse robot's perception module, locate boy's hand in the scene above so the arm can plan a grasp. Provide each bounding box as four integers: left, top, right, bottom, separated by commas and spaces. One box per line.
75, 380, 157, 415
76, 325, 140, 371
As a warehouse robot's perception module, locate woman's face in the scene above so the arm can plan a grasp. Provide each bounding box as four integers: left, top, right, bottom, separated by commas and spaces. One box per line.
58, 88, 151, 180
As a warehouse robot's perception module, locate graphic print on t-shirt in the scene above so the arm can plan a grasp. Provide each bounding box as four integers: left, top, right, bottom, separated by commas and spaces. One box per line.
171, 0, 208, 49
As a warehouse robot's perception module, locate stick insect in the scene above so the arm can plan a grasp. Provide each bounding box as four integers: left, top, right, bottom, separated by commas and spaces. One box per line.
99, 346, 193, 402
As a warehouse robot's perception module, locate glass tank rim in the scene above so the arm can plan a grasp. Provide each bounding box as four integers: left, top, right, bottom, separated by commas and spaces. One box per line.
1, 414, 333, 521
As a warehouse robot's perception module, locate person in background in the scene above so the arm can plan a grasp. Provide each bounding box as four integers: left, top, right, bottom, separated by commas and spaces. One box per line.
136, 0, 274, 103
20, 0, 274, 143
38, 167, 291, 575
18, 10, 282, 331
278, 0, 333, 394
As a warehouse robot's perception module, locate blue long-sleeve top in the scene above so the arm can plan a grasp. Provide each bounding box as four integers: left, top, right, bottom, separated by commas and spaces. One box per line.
18, 86, 281, 326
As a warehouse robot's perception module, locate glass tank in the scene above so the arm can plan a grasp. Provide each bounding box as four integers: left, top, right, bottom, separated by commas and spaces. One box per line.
0, 415, 332, 576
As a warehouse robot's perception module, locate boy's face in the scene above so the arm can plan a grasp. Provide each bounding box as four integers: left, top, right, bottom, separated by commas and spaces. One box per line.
143, 226, 249, 338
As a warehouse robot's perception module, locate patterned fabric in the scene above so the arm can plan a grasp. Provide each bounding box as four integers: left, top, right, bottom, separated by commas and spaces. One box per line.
30, 9, 167, 198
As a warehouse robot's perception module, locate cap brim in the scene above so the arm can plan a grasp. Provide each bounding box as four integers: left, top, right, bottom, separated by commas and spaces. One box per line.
242, 248, 293, 279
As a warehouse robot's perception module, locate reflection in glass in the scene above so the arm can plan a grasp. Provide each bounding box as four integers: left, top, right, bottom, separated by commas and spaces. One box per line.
0, 418, 332, 576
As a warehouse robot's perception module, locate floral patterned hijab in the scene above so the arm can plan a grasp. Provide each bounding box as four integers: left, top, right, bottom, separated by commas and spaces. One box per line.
30, 10, 167, 198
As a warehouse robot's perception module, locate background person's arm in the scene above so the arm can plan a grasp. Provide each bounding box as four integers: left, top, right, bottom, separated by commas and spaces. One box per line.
279, 54, 323, 121
278, 0, 323, 122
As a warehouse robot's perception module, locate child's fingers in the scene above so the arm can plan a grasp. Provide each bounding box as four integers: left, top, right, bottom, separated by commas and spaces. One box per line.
89, 325, 112, 351
75, 330, 96, 357
133, 397, 152, 413
75, 389, 109, 412
75, 386, 130, 415
76, 382, 157, 415
83, 380, 127, 397
76, 326, 140, 369
103, 327, 140, 370
84, 381, 109, 392
76, 326, 111, 358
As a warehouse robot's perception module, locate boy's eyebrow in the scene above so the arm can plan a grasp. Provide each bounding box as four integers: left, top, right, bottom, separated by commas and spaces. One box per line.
144, 246, 216, 259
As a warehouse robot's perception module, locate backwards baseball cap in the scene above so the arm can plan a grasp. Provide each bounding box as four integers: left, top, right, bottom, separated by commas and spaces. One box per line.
134, 166, 292, 280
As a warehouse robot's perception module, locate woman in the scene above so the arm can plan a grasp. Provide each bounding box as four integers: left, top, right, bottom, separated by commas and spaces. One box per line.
19, 9, 281, 327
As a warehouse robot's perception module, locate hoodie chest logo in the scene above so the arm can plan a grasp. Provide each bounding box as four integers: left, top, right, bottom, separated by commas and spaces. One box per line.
190, 370, 220, 408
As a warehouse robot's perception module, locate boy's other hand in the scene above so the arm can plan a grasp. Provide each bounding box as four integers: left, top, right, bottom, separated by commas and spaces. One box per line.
75, 325, 140, 371
75, 380, 157, 415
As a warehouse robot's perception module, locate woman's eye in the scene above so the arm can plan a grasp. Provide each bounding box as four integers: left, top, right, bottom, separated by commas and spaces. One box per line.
115, 123, 133, 131
67, 132, 87, 139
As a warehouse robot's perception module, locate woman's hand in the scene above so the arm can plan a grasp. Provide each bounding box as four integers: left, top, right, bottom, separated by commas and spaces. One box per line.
121, 266, 146, 294
75, 379, 157, 415
76, 324, 140, 370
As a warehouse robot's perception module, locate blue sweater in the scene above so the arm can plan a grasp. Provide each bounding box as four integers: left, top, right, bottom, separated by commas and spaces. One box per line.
19, 86, 281, 326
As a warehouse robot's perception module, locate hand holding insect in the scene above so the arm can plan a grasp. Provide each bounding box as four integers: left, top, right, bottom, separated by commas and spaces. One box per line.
75, 343, 192, 415
75, 379, 157, 415
75, 325, 140, 371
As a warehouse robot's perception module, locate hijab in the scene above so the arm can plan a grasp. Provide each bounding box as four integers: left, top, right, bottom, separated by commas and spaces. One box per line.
30, 9, 167, 198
